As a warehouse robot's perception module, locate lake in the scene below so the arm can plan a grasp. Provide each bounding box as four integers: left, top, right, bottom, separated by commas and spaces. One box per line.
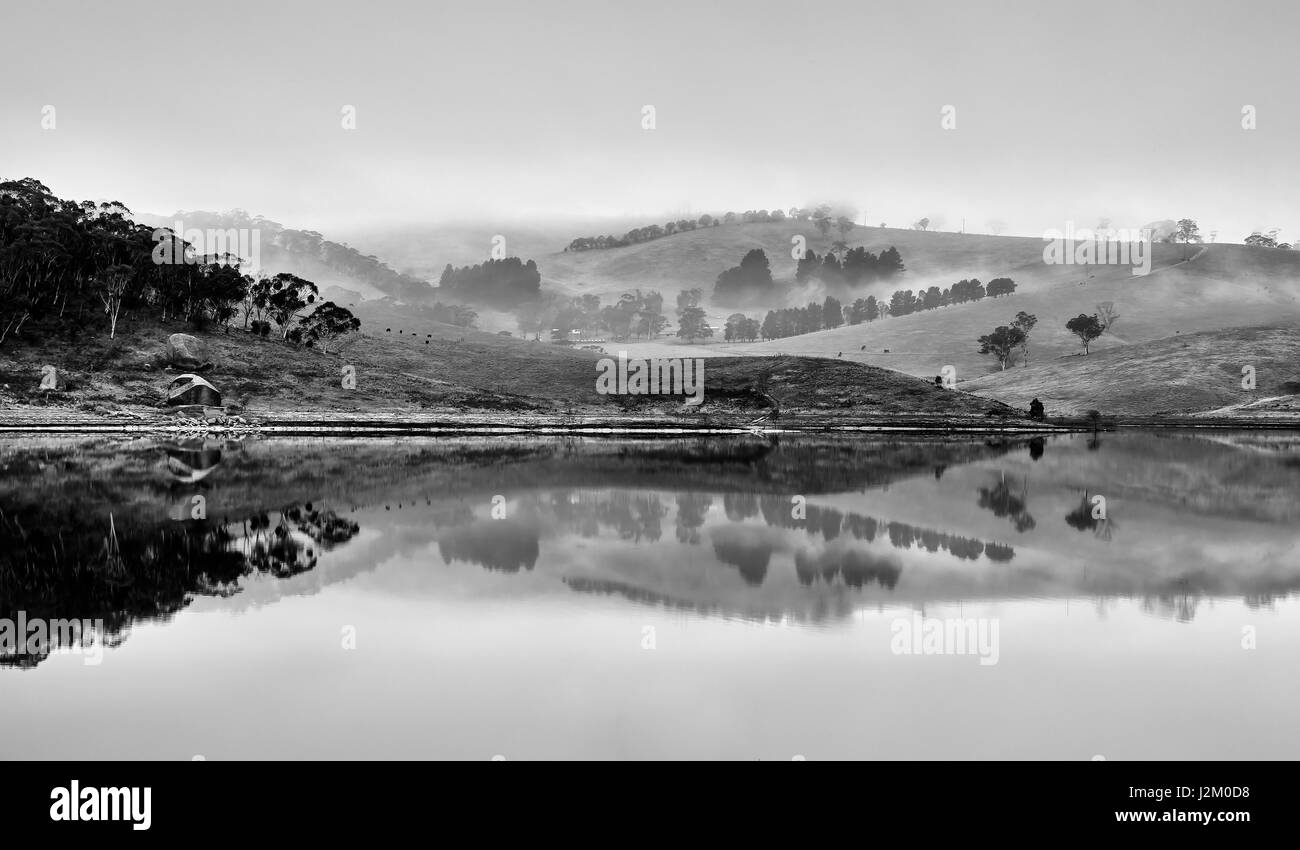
2, 430, 1298, 760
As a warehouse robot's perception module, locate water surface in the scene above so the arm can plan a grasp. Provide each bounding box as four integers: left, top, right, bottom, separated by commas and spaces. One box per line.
2, 431, 1297, 759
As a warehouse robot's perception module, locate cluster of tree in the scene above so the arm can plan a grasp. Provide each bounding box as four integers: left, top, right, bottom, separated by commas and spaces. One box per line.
0, 497, 359, 668
675, 288, 713, 342
723, 313, 761, 341
977, 312, 1038, 370
437, 256, 540, 308
143, 209, 435, 303
414, 301, 478, 328
749, 274, 1019, 342
735, 209, 787, 223
514, 289, 667, 342
0, 178, 359, 351
564, 203, 865, 252
794, 246, 905, 287
714, 248, 776, 303
879, 276, 1017, 319
565, 217, 719, 252
759, 297, 845, 339
1244, 228, 1293, 249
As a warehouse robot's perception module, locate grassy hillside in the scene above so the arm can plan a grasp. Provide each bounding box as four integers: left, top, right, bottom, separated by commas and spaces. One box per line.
960, 325, 1300, 416
0, 317, 1020, 423
65, 217, 1299, 419
533, 223, 1300, 414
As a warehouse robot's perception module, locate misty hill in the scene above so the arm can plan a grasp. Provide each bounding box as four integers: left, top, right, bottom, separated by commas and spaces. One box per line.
525, 221, 1300, 414
134, 209, 435, 304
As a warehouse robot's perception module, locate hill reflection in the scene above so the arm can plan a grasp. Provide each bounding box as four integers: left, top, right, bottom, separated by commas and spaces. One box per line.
3, 431, 1300, 666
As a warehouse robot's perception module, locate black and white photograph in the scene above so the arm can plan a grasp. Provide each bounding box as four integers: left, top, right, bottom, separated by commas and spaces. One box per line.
1, 0, 1295, 832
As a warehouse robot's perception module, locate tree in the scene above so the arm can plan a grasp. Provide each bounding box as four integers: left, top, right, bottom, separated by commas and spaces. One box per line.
813, 216, 832, 238
1011, 311, 1037, 365
822, 296, 843, 329
977, 325, 1026, 370
1174, 218, 1201, 259
724, 312, 747, 342
1244, 231, 1285, 248
1029, 398, 1045, 420
95, 263, 133, 339
676, 306, 713, 342
266, 273, 320, 339
713, 249, 775, 303
1066, 313, 1104, 355
835, 216, 856, 238
986, 277, 1017, 297
299, 301, 360, 353
795, 250, 819, 283
913, 217, 930, 231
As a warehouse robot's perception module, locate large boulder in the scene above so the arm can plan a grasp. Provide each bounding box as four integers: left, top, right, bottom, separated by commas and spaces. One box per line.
166, 374, 222, 408
166, 333, 212, 370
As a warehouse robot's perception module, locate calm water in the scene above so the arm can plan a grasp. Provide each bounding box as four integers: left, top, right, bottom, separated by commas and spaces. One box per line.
2, 431, 1298, 760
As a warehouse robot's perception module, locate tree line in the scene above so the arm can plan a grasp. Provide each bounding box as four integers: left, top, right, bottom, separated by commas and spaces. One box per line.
714, 246, 908, 305
565, 217, 720, 252
794, 246, 906, 287
565, 204, 869, 253
437, 257, 541, 308
747, 275, 1018, 341
0, 177, 359, 352
514, 289, 669, 342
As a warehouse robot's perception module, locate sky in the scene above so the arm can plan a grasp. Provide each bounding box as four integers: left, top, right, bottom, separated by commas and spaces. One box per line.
2, 0, 1297, 241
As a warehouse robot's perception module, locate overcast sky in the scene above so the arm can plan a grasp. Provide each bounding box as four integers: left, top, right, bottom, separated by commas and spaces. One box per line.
2, 0, 1297, 241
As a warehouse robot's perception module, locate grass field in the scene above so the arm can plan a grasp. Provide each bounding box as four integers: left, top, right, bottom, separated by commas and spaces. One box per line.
0, 315, 1021, 422
518, 222, 1300, 415
961, 325, 1300, 416
60, 218, 1296, 420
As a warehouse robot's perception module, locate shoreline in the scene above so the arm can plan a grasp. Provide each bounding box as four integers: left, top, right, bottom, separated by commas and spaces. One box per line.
1, 406, 1296, 436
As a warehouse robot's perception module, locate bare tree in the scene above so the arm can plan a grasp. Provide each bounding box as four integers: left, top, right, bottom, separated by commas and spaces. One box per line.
96, 263, 133, 339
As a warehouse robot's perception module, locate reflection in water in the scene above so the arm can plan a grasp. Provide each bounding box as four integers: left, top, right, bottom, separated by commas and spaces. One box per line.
977, 474, 1036, 533
440, 520, 540, 573
4, 431, 1300, 760
2, 431, 1300, 671
162, 439, 224, 484
0, 455, 358, 667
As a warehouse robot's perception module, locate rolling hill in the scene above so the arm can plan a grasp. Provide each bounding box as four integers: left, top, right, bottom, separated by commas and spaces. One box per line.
120, 212, 1300, 417
523, 222, 1300, 415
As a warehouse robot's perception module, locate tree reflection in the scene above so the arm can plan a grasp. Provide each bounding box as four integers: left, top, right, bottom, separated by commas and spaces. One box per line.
1, 499, 356, 668
977, 473, 1037, 532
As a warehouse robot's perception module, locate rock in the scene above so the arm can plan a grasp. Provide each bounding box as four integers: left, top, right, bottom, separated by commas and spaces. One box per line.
166, 374, 222, 408
166, 333, 213, 371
